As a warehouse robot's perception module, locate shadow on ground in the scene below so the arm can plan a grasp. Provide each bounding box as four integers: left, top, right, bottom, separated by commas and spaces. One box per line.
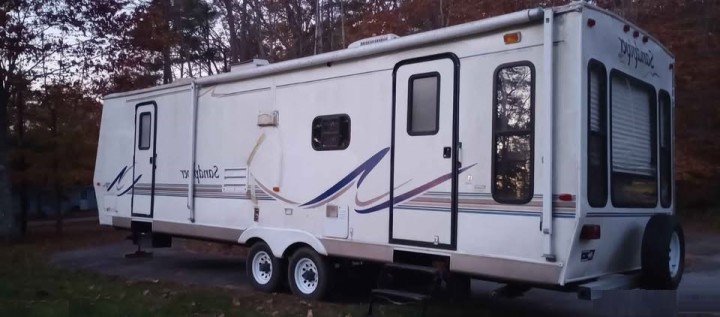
50, 232, 720, 316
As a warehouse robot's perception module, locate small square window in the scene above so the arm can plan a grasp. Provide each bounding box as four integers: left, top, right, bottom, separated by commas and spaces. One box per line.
312, 114, 350, 151
138, 112, 151, 150
407, 73, 440, 136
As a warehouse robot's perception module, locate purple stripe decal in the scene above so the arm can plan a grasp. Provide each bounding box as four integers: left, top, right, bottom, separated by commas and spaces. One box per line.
355, 163, 477, 214
255, 177, 298, 204
355, 179, 412, 207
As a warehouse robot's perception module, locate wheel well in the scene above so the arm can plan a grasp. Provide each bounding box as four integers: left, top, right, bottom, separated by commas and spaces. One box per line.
283, 242, 314, 259
245, 237, 263, 248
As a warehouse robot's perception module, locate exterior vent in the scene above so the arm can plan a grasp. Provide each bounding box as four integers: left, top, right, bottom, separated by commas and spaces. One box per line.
230, 58, 270, 72
348, 34, 400, 49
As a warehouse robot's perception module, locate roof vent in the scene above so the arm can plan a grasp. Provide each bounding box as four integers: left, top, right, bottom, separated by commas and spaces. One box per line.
230, 58, 270, 72
348, 34, 400, 49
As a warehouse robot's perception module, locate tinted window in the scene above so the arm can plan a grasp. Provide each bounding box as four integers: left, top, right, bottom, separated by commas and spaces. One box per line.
610, 71, 657, 207
408, 73, 440, 135
588, 61, 608, 207
659, 90, 672, 208
312, 114, 351, 151
138, 112, 151, 150
492, 63, 534, 204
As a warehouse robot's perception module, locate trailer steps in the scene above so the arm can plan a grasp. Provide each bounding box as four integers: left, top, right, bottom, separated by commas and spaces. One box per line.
366, 263, 441, 316
383, 262, 441, 275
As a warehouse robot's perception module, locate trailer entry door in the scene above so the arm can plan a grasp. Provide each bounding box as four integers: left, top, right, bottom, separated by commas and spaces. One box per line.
390, 54, 459, 250
132, 101, 157, 218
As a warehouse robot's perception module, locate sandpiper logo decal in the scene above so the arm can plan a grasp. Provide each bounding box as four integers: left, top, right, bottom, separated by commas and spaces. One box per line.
180, 165, 220, 183
107, 164, 141, 196
619, 37, 654, 69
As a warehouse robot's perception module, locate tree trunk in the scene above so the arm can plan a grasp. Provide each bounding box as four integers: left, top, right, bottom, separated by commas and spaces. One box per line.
239, 0, 251, 61
50, 106, 62, 236
161, 0, 173, 84
14, 86, 28, 236
0, 81, 20, 241
221, 0, 240, 65
54, 184, 62, 236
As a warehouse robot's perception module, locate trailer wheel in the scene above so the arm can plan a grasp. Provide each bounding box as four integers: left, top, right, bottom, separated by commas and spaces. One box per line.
641, 214, 685, 290
288, 247, 330, 300
247, 242, 283, 292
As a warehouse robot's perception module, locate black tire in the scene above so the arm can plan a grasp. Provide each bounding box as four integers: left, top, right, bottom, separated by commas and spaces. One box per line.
641, 214, 685, 290
247, 242, 284, 292
287, 247, 331, 300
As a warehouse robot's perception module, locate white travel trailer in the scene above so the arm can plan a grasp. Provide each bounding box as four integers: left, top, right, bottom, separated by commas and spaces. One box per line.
94, 2, 683, 300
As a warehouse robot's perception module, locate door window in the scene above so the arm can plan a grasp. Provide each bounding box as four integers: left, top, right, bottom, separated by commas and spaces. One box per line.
138, 112, 151, 150
407, 72, 440, 136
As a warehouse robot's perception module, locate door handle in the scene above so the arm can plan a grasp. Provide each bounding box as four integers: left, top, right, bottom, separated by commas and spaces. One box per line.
443, 146, 452, 158
149, 156, 154, 164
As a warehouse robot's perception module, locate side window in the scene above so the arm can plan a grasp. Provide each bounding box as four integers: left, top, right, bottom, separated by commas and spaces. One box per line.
407, 72, 440, 135
610, 70, 657, 207
659, 90, 672, 208
587, 61, 608, 207
492, 62, 535, 204
138, 112, 151, 150
312, 114, 351, 151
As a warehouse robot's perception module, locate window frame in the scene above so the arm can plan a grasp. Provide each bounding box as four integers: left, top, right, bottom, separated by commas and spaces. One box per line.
659, 90, 672, 208
311, 113, 351, 151
609, 69, 658, 208
406, 72, 441, 136
491, 61, 536, 205
587, 60, 608, 207
138, 111, 152, 150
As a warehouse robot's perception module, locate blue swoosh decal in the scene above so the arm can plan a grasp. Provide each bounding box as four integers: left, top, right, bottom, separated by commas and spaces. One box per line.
118, 175, 142, 196
107, 165, 129, 192
300, 147, 390, 207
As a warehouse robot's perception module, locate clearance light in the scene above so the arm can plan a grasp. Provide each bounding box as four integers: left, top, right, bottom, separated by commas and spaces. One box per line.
558, 193, 573, 201
587, 18, 596, 27
642, 36, 649, 43
669, 63, 674, 70
623, 25, 630, 32
633, 31, 640, 38
580, 225, 601, 240
273, 186, 280, 192
503, 32, 522, 44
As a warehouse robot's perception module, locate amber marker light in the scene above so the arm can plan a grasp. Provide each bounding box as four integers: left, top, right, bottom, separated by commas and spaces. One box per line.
503, 32, 521, 44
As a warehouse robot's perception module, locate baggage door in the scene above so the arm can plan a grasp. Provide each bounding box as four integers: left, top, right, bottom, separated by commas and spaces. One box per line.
132, 102, 157, 218
390, 54, 459, 250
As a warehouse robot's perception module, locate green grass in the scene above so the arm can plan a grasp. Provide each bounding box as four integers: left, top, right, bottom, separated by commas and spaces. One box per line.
0, 224, 504, 317
0, 247, 374, 317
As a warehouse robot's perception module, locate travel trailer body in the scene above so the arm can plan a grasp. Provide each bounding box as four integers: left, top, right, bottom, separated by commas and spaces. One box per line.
95, 2, 683, 299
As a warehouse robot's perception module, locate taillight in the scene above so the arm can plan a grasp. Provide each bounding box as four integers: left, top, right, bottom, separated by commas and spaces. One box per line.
580, 225, 601, 240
